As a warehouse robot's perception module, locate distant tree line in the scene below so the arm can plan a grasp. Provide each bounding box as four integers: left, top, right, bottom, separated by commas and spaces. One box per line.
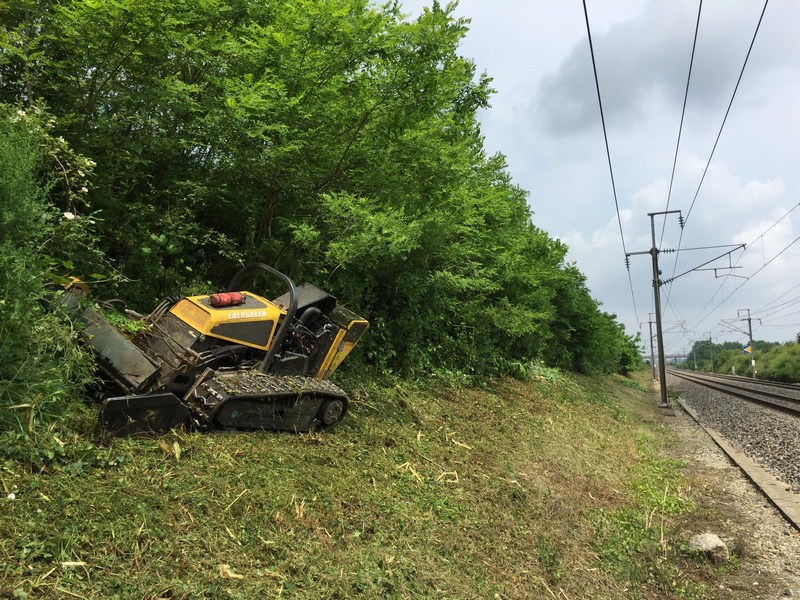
0, 0, 642, 410
680, 339, 800, 382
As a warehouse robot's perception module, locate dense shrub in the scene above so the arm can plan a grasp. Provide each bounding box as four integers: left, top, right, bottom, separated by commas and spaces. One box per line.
0, 106, 95, 461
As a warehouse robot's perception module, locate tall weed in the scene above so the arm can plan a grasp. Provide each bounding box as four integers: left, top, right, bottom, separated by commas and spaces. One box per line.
0, 105, 95, 463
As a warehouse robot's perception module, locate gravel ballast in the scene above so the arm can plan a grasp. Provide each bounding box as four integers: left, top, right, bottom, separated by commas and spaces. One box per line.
669, 375, 800, 493
663, 375, 800, 598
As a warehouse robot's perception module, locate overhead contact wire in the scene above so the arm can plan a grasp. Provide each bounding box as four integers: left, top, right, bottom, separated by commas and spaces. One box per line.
665, 0, 769, 350
683, 0, 770, 226
660, 0, 703, 248
680, 204, 800, 336
582, 0, 640, 325
662, 0, 703, 316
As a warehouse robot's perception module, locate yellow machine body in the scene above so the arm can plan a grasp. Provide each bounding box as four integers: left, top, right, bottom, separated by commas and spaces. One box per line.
68, 261, 369, 435
169, 292, 284, 351
168, 291, 368, 380
318, 306, 370, 379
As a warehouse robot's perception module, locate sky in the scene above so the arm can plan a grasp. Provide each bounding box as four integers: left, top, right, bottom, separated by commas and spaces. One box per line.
398, 0, 800, 357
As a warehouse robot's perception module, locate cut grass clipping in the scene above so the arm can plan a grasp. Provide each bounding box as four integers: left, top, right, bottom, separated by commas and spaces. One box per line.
2, 371, 723, 599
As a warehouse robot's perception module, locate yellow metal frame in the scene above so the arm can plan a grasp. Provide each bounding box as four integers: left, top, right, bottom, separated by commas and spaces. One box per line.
317, 317, 369, 379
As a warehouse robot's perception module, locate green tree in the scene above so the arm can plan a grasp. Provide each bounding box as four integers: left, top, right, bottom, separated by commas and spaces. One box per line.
0, 0, 644, 380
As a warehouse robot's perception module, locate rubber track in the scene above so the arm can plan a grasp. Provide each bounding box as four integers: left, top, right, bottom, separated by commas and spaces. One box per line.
209, 370, 347, 398
189, 369, 348, 432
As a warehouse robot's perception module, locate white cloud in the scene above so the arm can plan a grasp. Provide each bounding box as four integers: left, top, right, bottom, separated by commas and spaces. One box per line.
399, 0, 800, 347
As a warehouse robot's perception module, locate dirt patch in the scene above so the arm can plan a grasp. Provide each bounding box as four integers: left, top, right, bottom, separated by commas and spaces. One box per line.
666, 400, 800, 599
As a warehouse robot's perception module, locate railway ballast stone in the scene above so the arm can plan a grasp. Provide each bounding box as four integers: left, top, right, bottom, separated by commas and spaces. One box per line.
667, 373, 800, 597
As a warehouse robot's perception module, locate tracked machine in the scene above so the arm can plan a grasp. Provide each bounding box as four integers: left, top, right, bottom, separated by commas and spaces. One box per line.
64, 263, 368, 436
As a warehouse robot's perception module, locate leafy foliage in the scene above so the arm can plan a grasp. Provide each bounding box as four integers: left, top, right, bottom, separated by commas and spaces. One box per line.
0, 106, 96, 461
759, 343, 800, 382
681, 339, 800, 382
0, 0, 642, 388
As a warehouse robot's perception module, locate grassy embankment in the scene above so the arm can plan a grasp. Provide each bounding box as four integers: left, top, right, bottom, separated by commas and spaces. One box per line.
1, 369, 732, 599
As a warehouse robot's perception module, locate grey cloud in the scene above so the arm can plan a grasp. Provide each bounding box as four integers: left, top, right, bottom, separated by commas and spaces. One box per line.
534, 1, 788, 136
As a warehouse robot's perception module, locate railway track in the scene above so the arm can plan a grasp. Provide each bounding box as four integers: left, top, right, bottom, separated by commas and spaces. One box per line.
667, 369, 800, 531
678, 370, 800, 392
668, 369, 800, 416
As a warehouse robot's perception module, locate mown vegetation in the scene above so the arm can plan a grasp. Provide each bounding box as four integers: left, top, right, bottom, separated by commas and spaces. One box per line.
679, 339, 800, 382
3, 372, 733, 599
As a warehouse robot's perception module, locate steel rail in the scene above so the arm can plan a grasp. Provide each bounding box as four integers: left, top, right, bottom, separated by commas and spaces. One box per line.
675, 398, 800, 531
679, 370, 800, 391
668, 369, 800, 417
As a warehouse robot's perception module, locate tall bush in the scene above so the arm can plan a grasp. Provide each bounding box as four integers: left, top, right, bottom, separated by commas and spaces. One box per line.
0, 105, 94, 452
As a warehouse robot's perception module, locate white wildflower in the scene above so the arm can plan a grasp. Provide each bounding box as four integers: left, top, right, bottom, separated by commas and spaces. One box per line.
64, 211, 76, 220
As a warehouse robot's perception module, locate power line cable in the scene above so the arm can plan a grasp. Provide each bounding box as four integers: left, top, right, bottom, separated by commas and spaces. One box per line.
754, 295, 800, 319
761, 321, 800, 328
758, 308, 800, 322
664, 0, 769, 312
581, 0, 640, 325
666, 202, 799, 350
741, 236, 800, 286
678, 233, 800, 346
752, 281, 800, 314
682, 0, 770, 226
659, 0, 703, 247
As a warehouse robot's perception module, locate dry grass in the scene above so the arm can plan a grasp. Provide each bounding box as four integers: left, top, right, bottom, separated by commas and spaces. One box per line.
0, 371, 724, 598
